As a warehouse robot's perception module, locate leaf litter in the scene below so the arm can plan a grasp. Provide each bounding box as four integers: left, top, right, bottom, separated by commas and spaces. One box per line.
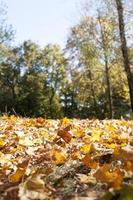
0, 115, 133, 199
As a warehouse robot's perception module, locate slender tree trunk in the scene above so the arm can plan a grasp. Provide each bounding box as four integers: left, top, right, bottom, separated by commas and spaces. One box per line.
88, 68, 98, 116
10, 84, 17, 111
49, 87, 55, 118
104, 54, 113, 119
98, 14, 113, 119
115, 0, 133, 113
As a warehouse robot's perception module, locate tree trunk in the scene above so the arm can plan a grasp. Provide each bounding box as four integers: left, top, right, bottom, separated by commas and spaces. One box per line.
115, 0, 133, 113
49, 87, 55, 118
88, 68, 98, 116
104, 54, 113, 119
98, 14, 113, 119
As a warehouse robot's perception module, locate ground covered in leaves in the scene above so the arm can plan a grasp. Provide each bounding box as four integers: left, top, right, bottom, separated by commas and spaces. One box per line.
0, 115, 133, 200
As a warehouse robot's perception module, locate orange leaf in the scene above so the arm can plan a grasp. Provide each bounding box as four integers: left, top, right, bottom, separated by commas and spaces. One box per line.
52, 150, 66, 165
82, 154, 97, 169
94, 164, 122, 189
124, 160, 133, 172
9, 168, 25, 183
9, 158, 30, 183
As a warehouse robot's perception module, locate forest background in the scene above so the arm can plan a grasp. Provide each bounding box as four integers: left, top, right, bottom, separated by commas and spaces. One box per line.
0, 0, 133, 119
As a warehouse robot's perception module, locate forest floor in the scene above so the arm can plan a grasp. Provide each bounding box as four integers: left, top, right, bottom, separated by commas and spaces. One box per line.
0, 115, 133, 200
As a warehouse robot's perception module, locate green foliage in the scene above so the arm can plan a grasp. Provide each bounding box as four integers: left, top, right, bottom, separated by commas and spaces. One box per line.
0, 0, 133, 119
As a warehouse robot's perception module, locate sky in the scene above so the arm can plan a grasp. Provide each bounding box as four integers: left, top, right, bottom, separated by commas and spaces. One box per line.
5, 0, 84, 47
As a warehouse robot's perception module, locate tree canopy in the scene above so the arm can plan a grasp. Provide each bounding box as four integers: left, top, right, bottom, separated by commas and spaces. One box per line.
0, 0, 133, 119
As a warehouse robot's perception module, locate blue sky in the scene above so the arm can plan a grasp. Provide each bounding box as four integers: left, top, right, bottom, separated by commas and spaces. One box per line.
6, 0, 84, 47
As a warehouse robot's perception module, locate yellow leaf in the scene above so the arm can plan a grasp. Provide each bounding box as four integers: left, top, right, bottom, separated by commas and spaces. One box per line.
0, 139, 4, 146
80, 144, 91, 154
61, 117, 70, 126
106, 143, 116, 149
91, 131, 101, 142
106, 124, 116, 132
73, 131, 83, 138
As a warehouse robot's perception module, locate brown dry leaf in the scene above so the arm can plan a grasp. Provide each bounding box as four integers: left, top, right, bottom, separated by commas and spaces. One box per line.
57, 126, 72, 143
35, 117, 46, 127
36, 117, 45, 124
18, 158, 30, 168
71, 149, 81, 160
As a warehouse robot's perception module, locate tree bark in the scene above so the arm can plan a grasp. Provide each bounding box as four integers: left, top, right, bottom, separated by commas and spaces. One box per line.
49, 87, 56, 118
115, 0, 133, 113
104, 53, 113, 119
98, 14, 113, 119
88, 68, 98, 116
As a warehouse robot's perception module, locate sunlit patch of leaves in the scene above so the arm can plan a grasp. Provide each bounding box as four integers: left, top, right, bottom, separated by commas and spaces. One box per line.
0, 115, 133, 199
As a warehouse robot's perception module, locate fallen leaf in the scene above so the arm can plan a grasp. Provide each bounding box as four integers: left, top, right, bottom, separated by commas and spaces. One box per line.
57, 126, 72, 143
9, 168, 26, 183
52, 150, 67, 165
